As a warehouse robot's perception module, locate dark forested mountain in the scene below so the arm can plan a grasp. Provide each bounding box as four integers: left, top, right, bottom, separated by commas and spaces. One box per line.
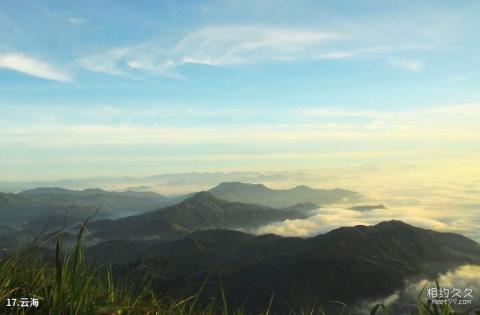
0, 224, 22, 248
91, 192, 306, 242
209, 182, 358, 208
90, 221, 480, 313
0, 188, 170, 224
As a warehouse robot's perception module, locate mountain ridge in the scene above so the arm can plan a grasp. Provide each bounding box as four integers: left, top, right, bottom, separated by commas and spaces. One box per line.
209, 182, 358, 208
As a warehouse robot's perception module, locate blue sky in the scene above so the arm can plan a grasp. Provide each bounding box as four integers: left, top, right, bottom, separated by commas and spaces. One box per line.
1, 0, 479, 180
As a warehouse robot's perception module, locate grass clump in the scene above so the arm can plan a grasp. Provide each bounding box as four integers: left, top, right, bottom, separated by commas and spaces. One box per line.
0, 225, 255, 315
1, 226, 154, 314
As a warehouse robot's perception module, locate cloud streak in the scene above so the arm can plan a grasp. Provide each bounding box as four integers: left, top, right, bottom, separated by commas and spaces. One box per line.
80, 26, 338, 77
388, 58, 424, 71
0, 53, 71, 82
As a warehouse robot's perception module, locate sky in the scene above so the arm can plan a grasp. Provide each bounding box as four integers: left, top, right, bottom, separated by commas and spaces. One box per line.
1, 0, 480, 181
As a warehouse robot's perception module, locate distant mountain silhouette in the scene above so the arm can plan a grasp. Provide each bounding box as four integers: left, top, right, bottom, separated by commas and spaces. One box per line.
209, 182, 358, 208
93, 221, 480, 313
91, 192, 306, 242
349, 204, 387, 211
0, 187, 170, 224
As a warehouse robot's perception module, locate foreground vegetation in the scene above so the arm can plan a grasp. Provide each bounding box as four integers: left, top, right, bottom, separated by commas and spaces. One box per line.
0, 226, 479, 315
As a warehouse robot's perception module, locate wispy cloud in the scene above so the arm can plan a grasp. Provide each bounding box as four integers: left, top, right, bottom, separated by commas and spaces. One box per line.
74, 0, 480, 80
388, 58, 424, 72
2, 1, 477, 81
448, 74, 467, 81
78, 22, 443, 79
171, 26, 337, 65
80, 26, 339, 77
83, 25, 435, 78
67, 17, 87, 26
293, 108, 386, 119
78, 9, 461, 79
0, 53, 71, 82
314, 51, 353, 60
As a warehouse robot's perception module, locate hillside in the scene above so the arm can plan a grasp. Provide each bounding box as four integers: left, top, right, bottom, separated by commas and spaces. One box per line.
91, 192, 306, 242
209, 182, 358, 208
91, 221, 480, 313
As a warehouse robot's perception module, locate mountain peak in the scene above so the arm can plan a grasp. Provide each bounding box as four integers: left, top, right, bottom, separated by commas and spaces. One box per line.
82, 188, 107, 194
185, 191, 220, 203
321, 220, 416, 241
290, 185, 312, 192
373, 220, 413, 230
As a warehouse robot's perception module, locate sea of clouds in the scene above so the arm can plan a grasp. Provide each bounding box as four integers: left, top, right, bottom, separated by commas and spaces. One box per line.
354, 265, 480, 314
256, 163, 480, 242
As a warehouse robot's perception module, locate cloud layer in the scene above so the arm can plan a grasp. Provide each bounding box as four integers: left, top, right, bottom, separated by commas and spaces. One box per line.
255, 162, 480, 242
1, 103, 480, 147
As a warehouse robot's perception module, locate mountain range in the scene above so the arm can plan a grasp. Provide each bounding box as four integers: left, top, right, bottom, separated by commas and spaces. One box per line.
1, 182, 360, 248
0, 187, 170, 224
2, 181, 479, 313
0, 182, 354, 226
